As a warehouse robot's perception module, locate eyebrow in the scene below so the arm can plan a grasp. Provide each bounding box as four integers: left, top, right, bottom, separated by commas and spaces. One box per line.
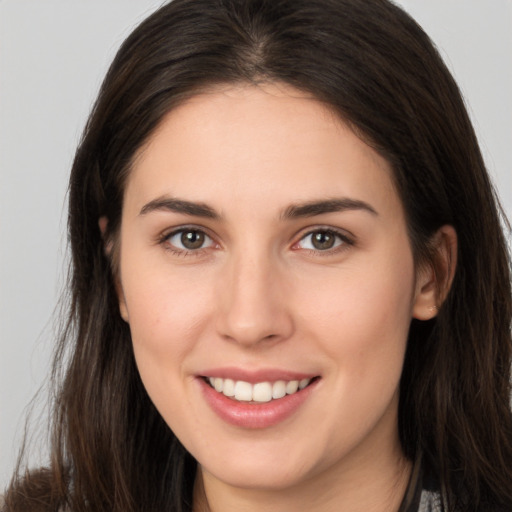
281, 198, 378, 219
139, 196, 377, 220
139, 197, 219, 219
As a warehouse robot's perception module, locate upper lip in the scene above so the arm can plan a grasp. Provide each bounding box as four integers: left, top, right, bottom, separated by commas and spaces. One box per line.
198, 367, 319, 383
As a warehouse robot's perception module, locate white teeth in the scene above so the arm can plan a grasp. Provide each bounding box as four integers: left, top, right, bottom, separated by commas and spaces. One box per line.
286, 380, 299, 394
207, 377, 312, 402
299, 378, 310, 389
234, 380, 253, 401
223, 378, 235, 397
253, 382, 273, 402
214, 378, 223, 392
272, 380, 287, 399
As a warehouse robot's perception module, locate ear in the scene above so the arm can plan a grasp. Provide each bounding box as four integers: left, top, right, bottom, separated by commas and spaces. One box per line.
117, 288, 130, 323
99, 215, 113, 255
98, 216, 108, 238
412, 225, 457, 320
98, 216, 129, 323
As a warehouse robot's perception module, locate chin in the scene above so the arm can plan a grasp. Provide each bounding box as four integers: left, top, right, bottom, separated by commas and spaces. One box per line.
200, 457, 316, 491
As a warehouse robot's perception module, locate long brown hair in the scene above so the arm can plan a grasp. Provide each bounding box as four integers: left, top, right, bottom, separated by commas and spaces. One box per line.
4, 1, 512, 510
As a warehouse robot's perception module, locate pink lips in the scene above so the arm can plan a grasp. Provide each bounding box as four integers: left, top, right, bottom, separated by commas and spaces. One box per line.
197, 369, 319, 429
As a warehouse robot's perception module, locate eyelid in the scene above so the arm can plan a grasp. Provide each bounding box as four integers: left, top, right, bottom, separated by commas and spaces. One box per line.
291, 226, 355, 253
158, 225, 219, 253
156, 224, 354, 256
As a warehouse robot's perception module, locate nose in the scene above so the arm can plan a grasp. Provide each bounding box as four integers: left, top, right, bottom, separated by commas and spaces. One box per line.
215, 250, 294, 347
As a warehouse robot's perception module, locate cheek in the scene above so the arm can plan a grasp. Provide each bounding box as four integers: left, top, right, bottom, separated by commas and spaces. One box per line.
121, 240, 212, 339
296, 248, 415, 396
118, 248, 216, 401
123, 281, 212, 432
298, 252, 414, 348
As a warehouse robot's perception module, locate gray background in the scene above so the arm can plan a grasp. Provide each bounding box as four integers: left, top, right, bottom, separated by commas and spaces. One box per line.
1, 0, 511, 489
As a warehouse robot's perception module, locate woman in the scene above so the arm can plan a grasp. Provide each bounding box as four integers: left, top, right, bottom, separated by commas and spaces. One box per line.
3, 0, 512, 511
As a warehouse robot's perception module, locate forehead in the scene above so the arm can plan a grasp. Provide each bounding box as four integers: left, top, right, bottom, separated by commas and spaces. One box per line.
125, 82, 401, 221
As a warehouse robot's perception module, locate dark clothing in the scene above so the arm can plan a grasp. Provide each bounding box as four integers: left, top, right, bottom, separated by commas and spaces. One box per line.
399, 457, 443, 512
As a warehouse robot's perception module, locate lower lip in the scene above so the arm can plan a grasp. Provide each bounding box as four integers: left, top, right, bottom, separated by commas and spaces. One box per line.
198, 378, 319, 429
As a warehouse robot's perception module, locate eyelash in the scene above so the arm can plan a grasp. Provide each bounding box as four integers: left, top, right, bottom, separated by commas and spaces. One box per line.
158, 226, 216, 257
158, 226, 354, 257
292, 227, 354, 256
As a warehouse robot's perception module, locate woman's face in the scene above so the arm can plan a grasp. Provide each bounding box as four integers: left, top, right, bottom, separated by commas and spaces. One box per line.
117, 83, 432, 493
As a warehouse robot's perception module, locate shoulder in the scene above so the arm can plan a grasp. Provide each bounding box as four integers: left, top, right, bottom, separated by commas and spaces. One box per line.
400, 455, 444, 512
417, 462, 443, 512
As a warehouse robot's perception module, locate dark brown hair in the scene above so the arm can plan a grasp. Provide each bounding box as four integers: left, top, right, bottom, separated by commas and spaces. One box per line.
4, 1, 512, 510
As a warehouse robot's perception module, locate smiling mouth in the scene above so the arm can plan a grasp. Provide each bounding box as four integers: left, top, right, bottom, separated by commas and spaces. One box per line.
203, 376, 319, 403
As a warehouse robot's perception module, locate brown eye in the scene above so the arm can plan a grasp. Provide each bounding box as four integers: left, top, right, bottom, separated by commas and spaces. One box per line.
165, 229, 214, 251
181, 230, 205, 249
311, 231, 336, 250
296, 229, 348, 252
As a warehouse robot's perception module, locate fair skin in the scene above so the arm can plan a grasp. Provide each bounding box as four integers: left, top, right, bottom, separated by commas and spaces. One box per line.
113, 83, 455, 512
